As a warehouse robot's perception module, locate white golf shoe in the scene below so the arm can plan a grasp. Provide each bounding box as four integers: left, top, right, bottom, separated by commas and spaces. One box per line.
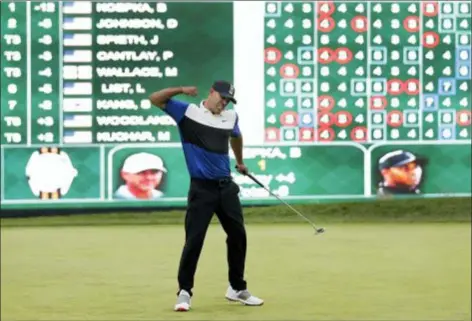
174, 289, 191, 312
225, 286, 264, 306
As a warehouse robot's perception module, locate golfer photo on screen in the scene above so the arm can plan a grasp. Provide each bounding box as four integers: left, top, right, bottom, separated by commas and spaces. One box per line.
114, 152, 167, 200
376, 149, 428, 196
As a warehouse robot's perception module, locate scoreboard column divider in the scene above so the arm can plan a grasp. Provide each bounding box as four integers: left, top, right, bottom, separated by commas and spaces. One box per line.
365, 0, 372, 196
419, 0, 424, 141
26, 1, 31, 146
59, 2, 63, 146
367, 1, 372, 143
314, 2, 318, 143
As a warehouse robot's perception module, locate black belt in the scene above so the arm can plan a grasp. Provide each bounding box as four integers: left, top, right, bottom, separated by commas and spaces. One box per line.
191, 177, 232, 188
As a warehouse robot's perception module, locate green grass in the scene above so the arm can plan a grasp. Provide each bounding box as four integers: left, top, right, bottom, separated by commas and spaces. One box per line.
1, 223, 471, 320
2, 197, 471, 227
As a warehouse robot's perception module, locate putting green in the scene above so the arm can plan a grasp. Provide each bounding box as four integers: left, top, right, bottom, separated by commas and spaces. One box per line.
1, 223, 470, 320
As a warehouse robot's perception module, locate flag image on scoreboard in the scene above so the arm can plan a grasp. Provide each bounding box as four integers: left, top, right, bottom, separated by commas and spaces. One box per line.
63, 65, 93, 80
63, 98, 93, 112
63, 115, 93, 128
63, 34, 92, 47
63, 17, 92, 30
64, 50, 92, 63
62, 1, 93, 14
63, 131, 93, 144
63, 82, 92, 95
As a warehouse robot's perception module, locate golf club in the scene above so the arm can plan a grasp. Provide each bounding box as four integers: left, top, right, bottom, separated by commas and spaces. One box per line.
238, 168, 325, 235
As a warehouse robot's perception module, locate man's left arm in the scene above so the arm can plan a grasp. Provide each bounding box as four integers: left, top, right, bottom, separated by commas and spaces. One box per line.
230, 114, 247, 174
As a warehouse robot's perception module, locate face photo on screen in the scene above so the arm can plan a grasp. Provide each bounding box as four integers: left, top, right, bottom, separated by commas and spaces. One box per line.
376, 149, 427, 196
113, 152, 167, 200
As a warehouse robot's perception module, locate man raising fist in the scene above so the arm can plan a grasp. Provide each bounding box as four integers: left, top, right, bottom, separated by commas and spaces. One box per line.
149, 81, 264, 312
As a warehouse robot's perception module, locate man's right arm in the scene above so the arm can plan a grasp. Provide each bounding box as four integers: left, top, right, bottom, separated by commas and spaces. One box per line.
149, 86, 197, 123
148, 87, 184, 109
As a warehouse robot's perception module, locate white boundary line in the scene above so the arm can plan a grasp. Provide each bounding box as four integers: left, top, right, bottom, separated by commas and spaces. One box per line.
26, 1, 31, 145
59, 2, 64, 145
419, 0, 424, 141
2, 193, 471, 206
0, 147, 4, 200
100, 145, 105, 200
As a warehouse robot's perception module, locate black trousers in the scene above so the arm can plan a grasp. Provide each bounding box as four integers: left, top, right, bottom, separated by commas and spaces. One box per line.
177, 177, 247, 296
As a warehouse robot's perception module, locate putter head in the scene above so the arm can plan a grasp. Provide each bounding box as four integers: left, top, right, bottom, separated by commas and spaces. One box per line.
314, 227, 325, 235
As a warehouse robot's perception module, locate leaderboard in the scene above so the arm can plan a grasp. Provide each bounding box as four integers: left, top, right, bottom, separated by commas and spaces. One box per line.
1, 1, 471, 209
263, 1, 472, 143
1, 1, 233, 146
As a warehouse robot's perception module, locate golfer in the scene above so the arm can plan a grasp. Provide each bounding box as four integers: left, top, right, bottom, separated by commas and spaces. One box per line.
149, 81, 263, 312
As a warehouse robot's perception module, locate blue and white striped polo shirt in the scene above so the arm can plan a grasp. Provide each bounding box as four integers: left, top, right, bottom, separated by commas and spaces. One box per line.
163, 99, 241, 180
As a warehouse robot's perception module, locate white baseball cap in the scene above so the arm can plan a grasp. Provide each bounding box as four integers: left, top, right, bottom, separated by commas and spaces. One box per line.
121, 152, 167, 174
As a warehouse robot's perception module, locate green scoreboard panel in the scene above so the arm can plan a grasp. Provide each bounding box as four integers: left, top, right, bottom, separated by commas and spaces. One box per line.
1, 1, 471, 210
1, 1, 234, 209
263, 1, 471, 143
1, 1, 232, 147
261, 1, 471, 201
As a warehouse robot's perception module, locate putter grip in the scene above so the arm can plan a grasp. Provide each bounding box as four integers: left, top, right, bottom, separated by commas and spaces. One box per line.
247, 174, 265, 188
235, 166, 265, 188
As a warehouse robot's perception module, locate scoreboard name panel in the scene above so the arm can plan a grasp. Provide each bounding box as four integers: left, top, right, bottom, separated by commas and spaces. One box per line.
1, 1, 471, 210
1, 1, 233, 146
